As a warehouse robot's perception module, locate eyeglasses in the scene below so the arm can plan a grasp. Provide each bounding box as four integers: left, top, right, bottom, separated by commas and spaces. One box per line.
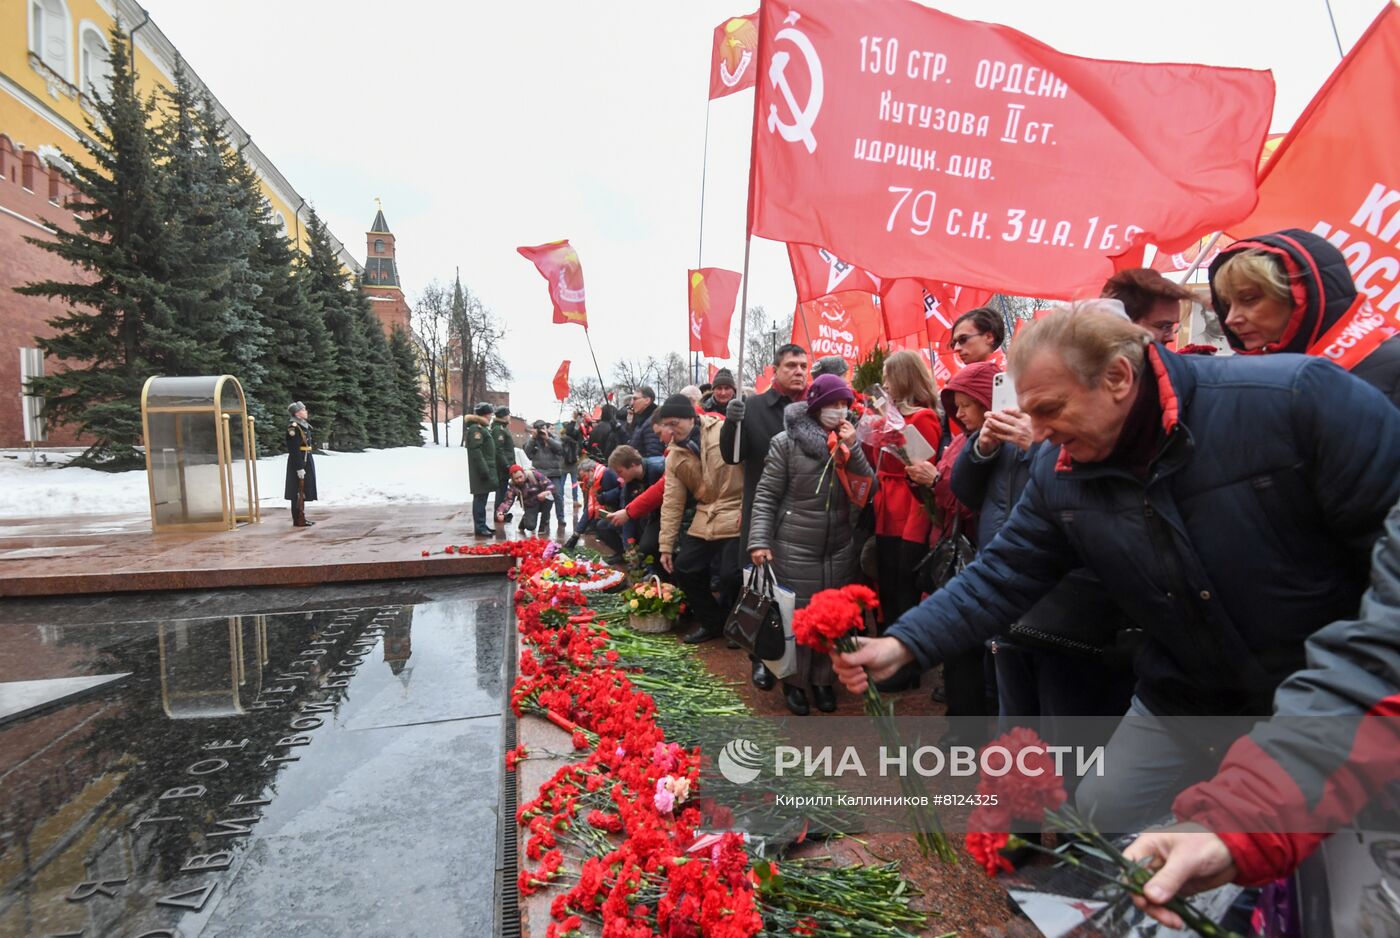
950, 333, 983, 348
1148, 320, 1181, 335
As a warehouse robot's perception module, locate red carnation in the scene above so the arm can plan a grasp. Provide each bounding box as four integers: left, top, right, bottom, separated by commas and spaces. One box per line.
965, 831, 1014, 877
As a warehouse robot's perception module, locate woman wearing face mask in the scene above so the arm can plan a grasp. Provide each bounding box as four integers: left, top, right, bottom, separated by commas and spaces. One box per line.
748, 374, 874, 715
1209, 228, 1400, 405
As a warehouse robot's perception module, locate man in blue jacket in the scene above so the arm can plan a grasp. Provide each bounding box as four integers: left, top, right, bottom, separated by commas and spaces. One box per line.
834, 306, 1400, 830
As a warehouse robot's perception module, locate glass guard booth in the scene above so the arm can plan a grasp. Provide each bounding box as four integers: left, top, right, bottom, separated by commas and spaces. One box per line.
141, 375, 262, 531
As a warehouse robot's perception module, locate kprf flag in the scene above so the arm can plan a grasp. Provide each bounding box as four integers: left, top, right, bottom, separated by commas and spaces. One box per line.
710, 13, 759, 99
517, 240, 588, 327
689, 267, 743, 357
749, 0, 1274, 299
553, 361, 571, 401
1230, 2, 1400, 321
787, 242, 883, 304
791, 291, 885, 363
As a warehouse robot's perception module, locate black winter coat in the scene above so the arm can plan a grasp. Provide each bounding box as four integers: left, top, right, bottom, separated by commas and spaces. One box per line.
284, 421, 318, 501
889, 345, 1400, 716
629, 404, 664, 458
719, 387, 800, 552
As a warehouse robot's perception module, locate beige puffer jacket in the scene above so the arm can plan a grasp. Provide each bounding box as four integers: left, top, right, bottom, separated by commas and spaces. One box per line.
659, 414, 744, 553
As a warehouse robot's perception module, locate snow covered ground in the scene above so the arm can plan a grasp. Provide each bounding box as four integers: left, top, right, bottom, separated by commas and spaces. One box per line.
0, 439, 552, 519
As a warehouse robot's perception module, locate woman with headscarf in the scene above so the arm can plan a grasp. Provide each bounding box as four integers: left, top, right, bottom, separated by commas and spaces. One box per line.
748, 374, 874, 716
1209, 228, 1400, 404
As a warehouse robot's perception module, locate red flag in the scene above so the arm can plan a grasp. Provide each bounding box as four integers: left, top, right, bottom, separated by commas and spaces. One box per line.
517, 240, 588, 328
791, 291, 885, 363
688, 267, 743, 357
710, 13, 759, 100
552, 361, 571, 401
787, 243, 883, 304
707, 363, 719, 383
880, 279, 994, 343
1150, 234, 1225, 274
749, 0, 1274, 299
754, 365, 776, 393
1230, 3, 1400, 320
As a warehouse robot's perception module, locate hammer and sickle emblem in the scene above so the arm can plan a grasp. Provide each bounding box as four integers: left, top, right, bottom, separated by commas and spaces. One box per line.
766, 14, 823, 154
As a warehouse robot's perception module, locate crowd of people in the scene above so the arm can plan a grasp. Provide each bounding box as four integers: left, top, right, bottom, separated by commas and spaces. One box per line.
462, 228, 1400, 923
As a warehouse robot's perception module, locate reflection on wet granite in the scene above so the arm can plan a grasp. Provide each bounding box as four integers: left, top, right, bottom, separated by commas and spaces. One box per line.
0, 579, 509, 937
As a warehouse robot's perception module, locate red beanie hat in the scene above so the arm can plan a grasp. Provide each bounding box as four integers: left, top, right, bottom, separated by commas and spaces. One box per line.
508, 464, 524, 474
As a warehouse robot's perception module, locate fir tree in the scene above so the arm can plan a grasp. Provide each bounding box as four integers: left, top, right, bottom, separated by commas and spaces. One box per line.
301, 209, 368, 450
213, 112, 336, 452
16, 26, 191, 467
350, 280, 396, 448
388, 324, 426, 446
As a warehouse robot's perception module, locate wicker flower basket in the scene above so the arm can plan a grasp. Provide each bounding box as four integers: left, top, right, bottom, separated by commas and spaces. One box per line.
627, 612, 672, 634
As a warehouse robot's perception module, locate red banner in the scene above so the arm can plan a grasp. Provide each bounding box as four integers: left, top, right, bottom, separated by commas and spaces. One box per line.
517, 240, 588, 328
1149, 234, 1224, 274
787, 242, 883, 303
707, 363, 720, 383
754, 365, 776, 393
749, 0, 1274, 299
1230, 3, 1400, 322
688, 267, 743, 357
791, 291, 884, 363
553, 360, 571, 401
710, 13, 759, 100
881, 278, 995, 344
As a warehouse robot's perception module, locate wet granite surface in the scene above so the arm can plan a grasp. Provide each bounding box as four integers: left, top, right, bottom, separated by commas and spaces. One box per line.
0, 577, 510, 937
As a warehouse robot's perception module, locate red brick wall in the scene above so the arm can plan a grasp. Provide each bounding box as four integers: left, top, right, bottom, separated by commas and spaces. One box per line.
0, 133, 85, 448
364, 287, 411, 332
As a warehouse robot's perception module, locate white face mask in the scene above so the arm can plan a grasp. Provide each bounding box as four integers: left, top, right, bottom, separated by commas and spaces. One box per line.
818, 406, 848, 430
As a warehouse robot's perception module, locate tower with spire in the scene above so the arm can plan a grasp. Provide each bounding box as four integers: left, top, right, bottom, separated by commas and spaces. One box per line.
361, 199, 411, 332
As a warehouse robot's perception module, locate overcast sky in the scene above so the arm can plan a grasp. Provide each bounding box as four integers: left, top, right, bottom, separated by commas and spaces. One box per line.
140, 0, 1384, 422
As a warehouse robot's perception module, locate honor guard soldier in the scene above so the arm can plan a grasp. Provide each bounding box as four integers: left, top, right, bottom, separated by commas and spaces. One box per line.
490, 405, 515, 522
285, 401, 318, 527
466, 401, 499, 536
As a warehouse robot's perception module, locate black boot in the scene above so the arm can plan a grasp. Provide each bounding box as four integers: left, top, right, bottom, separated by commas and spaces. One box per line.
782, 683, 809, 716
811, 685, 837, 713
681, 625, 722, 645
474, 525, 495, 536
751, 660, 775, 691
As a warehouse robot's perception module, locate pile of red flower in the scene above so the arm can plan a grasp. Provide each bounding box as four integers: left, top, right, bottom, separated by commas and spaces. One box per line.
505, 540, 764, 938
790, 583, 879, 654
965, 728, 1069, 877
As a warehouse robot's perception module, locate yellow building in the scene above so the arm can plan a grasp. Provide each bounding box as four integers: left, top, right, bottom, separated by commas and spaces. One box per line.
2, 0, 359, 265
0, 0, 361, 446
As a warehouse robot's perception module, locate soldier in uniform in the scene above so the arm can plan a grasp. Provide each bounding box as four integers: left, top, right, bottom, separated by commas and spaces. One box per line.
285, 401, 318, 527
490, 405, 514, 525
466, 401, 499, 536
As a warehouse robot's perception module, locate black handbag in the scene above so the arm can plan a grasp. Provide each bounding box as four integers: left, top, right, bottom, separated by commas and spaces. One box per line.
914, 514, 976, 595
724, 564, 786, 660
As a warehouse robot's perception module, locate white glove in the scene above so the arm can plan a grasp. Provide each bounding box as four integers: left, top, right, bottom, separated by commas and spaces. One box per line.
539, 491, 554, 501
297, 469, 306, 479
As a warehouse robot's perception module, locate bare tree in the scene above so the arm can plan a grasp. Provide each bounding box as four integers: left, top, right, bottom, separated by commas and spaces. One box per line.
741, 305, 794, 381
411, 280, 453, 445
447, 272, 512, 445
610, 357, 658, 393
565, 377, 606, 414
654, 351, 689, 398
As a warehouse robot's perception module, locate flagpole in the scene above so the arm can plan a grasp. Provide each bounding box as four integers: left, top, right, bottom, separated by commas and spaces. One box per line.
1176, 232, 1223, 286
694, 100, 712, 386
735, 234, 754, 390
1322, 0, 1346, 59
583, 328, 608, 402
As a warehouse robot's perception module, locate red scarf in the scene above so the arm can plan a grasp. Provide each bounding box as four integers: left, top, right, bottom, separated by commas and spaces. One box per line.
828, 432, 873, 509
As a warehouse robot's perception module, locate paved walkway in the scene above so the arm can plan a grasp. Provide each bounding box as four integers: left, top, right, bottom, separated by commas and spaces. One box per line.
0, 504, 511, 597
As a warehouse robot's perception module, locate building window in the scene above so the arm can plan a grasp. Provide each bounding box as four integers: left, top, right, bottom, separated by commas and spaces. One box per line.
29, 0, 73, 82
79, 24, 111, 99
374, 238, 384, 254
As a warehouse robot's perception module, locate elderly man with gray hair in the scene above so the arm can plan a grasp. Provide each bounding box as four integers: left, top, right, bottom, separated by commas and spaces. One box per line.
834, 306, 1400, 831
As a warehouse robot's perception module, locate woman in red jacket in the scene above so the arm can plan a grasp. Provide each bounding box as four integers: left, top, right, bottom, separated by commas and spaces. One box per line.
871, 351, 944, 642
